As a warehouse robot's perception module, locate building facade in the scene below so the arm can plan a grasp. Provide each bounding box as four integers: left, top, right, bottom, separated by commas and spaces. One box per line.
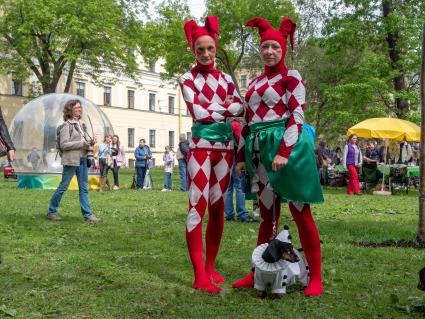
0, 59, 193, 167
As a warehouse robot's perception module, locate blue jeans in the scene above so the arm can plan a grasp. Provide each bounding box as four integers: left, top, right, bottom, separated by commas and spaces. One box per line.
178, 159, 187, 191
48, 157, 93, 218
225, 164, 248, 220
136, 166, 147, 189
164, 172, 172, 189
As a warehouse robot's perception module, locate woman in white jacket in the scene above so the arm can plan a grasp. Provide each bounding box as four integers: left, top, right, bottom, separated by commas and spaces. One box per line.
343, 134, 363, 195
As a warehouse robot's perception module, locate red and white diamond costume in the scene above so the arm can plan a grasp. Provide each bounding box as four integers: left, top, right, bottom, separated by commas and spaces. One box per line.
232, 17, 323, 296
179, 17, 243, 293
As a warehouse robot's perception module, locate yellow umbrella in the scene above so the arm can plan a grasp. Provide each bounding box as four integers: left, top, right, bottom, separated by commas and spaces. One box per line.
347, 117, 420, 141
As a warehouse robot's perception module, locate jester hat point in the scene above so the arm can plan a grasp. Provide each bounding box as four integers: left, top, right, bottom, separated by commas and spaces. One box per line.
184, 16, 220, 51
246, 17, 296, 61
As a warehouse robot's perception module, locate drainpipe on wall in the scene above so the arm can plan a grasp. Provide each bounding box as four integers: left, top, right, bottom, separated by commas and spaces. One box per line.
178, 84, 182, 137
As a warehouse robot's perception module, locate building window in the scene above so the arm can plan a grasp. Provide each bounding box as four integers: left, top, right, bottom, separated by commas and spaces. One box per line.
187, 132, 192, 140
169, 131, 175, 148
128, 89, 135, 109
104, 86, 111, 106
76, 81, 85, 97
128, 128, 135, 148
241, 75, 247, 89
11, 78, 23, 96
149, 92, 156, 111
168, 95, 175, 114
32, 81, 39, 97
149, 129, 156, 148
148, 60, 156, 72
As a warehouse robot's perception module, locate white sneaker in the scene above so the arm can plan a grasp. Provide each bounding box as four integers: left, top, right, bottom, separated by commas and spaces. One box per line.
253, 208, 260, 217
161, 188, 168, 192
113, 185, 119, 190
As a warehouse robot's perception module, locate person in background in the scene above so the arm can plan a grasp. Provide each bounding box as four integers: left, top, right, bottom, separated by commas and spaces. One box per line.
363, 140, 379, 169
0, 107, 15, 162
315, 141, 329, 184
47, 99, 100, 222
376, 140, 386, 163
333, 147, 343, 165
225, 119, 255, 223
110, 135, 126, 190
397, 138, 413, 164
343, 134, 363, 195
162, 145, 174, 192
412, 142, 420, 165
315, 141, 328, 170
97, 134, 113, 192
143, 157, 154, 190
134, 138, 151, 190
27, 147, 41, 170
177, 133, 189, 192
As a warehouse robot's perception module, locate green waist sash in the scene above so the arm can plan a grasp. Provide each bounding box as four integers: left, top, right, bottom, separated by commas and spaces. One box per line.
245, 120, 324, 204
191, 122, 233, 143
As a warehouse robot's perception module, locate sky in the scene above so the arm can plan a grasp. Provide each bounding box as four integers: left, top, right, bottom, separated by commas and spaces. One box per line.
187, 0, 206, 19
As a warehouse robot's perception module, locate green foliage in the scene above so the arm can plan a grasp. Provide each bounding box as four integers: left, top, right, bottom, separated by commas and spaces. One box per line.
145, 0, 296, 85
206, 0, 297, 85
139, 0, 194, 80
0, 0, 147, 93
0, 169, 424, 318
298, 0, 425, 142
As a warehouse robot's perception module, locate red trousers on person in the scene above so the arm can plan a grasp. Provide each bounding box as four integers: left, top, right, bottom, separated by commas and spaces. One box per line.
346, 165, 360, 194
185, 148, 233, 293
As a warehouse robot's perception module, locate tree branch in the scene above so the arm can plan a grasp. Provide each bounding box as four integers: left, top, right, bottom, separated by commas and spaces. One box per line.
5, 34, 42, 80
64, 60, 77, 93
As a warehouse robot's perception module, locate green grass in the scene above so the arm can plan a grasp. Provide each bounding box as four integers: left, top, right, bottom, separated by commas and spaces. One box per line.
0, 168, 424, 318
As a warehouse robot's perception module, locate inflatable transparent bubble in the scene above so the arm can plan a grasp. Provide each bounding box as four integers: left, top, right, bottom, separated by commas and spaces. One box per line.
10, 93, 114, 174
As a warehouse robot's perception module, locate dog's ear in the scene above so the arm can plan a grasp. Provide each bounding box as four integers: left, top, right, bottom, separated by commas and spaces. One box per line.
262, 240, 281, 263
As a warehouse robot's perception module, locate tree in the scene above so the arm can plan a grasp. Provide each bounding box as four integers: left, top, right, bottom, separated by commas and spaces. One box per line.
144, 0, 296, 91
322, 0, 425, 119
205, 0, 296, 90
419, 22, 425, 245
0, 0, 147, 94
139, 0, 194, 80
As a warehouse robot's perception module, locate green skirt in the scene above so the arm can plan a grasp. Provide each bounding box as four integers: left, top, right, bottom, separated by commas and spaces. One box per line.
245, 120, 324, 204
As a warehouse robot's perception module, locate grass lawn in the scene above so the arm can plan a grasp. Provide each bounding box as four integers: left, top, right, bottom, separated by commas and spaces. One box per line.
1, 168, 425, 318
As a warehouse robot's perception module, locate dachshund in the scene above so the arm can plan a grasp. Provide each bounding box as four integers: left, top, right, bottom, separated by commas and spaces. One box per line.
252, 225, 310, 299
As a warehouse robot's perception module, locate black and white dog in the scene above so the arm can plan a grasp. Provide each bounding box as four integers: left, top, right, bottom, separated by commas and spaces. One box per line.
252, 225, 310, 298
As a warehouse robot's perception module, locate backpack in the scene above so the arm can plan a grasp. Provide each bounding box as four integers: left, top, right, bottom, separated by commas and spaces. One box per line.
55, 122, 74, 158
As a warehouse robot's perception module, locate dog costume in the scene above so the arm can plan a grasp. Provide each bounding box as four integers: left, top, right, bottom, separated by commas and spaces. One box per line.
232, 17, 324, 296
179, 16, 243, 294
253, 227, 309, 294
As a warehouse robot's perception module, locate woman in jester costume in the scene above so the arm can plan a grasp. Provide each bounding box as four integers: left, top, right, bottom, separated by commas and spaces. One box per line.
179, 16, 243, 293
232, 17, 324, 296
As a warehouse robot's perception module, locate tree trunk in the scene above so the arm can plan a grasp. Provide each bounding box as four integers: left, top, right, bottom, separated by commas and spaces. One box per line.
64, 60, 77, 93
382, 0, 409, 117
417, 22, 425, 245
218, 50, 240, 94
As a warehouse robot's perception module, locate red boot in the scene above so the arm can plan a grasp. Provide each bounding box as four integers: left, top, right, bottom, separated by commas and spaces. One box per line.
205, 245, 225, 283
303, 251, 323, 296
190, 252, 222, 294
232, 271, 254, 288
289, 203, 323, 297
